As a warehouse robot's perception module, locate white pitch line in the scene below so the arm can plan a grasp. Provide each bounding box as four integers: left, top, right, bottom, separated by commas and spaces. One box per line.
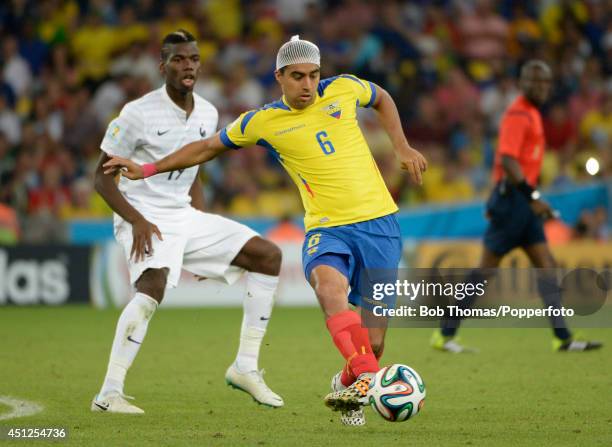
0, 396, 43, 421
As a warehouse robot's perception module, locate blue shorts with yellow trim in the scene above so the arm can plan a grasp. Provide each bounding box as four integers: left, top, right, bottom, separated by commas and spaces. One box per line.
302, 213, 402, 310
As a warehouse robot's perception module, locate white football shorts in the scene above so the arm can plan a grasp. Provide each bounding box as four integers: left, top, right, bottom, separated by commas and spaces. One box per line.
114, 207, 258, 288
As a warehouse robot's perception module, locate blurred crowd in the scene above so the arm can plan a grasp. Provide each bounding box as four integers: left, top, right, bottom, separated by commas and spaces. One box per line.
0, 0, 611, 243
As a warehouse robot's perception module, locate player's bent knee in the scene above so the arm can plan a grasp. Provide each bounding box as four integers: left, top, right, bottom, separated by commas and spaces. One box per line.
234, 237, 282, 275
250, 241, 281, 276
265, 243, 282, 273
135, 268, 169, 303
252, 238, 282, 273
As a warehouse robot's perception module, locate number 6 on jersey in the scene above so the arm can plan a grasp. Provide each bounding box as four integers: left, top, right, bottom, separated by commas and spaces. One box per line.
316, 131, 335, 155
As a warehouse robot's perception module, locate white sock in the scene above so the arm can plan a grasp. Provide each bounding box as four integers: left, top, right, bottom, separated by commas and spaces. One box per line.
234, 272, 278, 372
99, 292, 158, 397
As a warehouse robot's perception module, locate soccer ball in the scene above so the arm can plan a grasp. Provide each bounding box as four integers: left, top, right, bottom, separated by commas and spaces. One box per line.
368, 364, 426, 422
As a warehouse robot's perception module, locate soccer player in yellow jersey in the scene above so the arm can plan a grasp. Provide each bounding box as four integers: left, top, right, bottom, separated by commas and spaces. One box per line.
104, 35, 427, 425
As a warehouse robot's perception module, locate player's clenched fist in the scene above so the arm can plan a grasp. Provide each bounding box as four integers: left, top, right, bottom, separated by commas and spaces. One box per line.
398, 147, 427, 186
103, 156, 145, 180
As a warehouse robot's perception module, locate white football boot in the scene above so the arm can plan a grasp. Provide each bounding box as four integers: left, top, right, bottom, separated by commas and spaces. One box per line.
331, 372, 365, 426
225, 364, 284, 408
91, 393, 144, 414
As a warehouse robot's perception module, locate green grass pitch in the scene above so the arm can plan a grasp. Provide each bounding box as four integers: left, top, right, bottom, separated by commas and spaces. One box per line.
0, 306, 610, 446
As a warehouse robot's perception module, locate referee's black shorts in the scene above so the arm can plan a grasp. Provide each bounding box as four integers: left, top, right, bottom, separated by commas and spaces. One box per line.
483, 182, 547, 256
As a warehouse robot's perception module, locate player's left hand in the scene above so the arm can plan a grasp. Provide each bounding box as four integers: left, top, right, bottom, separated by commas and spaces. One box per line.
103, 156, 145, 180
398, 147, 427, 185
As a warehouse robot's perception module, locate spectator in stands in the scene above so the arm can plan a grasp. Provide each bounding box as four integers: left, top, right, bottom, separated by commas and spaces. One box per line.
223, 63, 265, 112
159, 2, 198, 39
450, 117, 493, 192
458, 0, 509, 61
480, 73, 519, 131
569, 75, 604, 123
27, 162, 69, 215
0, 93, 21, 145
18, 20, 49, 76
61, 87, 100, 153
2, 35, 32, 98
580, 92, 612, 151
91, 73, 138, 128
70, 12, 118, 85
507, 4, 542, 59
434, 67, 480, 127
544, 101, 577, 157
110, 41, 161, 88
24, 162, 68, 243
113, 5, 150, 50
405, 95, 450, 147
0, 203, 19, 244
61, 176, 112, 219
0, 132, 14, 189
30, 94, 63, 142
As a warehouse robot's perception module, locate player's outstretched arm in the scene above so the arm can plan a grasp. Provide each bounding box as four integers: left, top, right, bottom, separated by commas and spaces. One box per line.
370, 84, 427, 185
103, 133, 229, 180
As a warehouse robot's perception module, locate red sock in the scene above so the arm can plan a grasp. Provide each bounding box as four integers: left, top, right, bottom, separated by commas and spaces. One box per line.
349, 324, 379, 376
341, 344, 384, 386
326, 311, 358, 361
340, 363, 356, 387
342, 329, 385, 386
326, 311, 379, 379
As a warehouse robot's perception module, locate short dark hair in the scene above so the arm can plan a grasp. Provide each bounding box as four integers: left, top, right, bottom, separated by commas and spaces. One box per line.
520, 59, 551, 79
161, 29, 196, 61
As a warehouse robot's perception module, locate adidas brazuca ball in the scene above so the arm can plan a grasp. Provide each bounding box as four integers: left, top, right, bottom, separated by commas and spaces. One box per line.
368, 364, 426, 422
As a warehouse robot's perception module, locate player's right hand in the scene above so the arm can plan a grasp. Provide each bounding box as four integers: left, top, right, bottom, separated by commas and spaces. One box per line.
131, 217, 163, 262
103, 156, 144, 180
530, 199, 555, 220
398, 146, 427, 186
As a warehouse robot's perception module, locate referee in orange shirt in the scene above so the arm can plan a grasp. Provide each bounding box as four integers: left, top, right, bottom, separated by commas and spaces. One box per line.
433, 60, 602, 352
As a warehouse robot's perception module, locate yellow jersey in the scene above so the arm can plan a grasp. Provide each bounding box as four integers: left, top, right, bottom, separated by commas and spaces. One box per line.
220, 74, 398, 231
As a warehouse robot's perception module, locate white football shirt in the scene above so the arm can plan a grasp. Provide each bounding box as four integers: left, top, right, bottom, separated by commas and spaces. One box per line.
101, 85, 218, 216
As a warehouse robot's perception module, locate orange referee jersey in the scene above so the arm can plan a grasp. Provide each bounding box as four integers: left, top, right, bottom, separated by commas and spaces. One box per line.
492, 95, 545, 187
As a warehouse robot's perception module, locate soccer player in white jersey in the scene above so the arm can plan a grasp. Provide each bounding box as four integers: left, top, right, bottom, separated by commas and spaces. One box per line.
91, 30, 284, 414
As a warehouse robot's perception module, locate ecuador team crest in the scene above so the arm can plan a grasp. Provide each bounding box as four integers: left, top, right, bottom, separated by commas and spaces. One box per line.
322, 101, 342, 119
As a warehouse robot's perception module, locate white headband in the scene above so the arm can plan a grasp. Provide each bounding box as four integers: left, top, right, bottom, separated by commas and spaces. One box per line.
276, 35, 320, 70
